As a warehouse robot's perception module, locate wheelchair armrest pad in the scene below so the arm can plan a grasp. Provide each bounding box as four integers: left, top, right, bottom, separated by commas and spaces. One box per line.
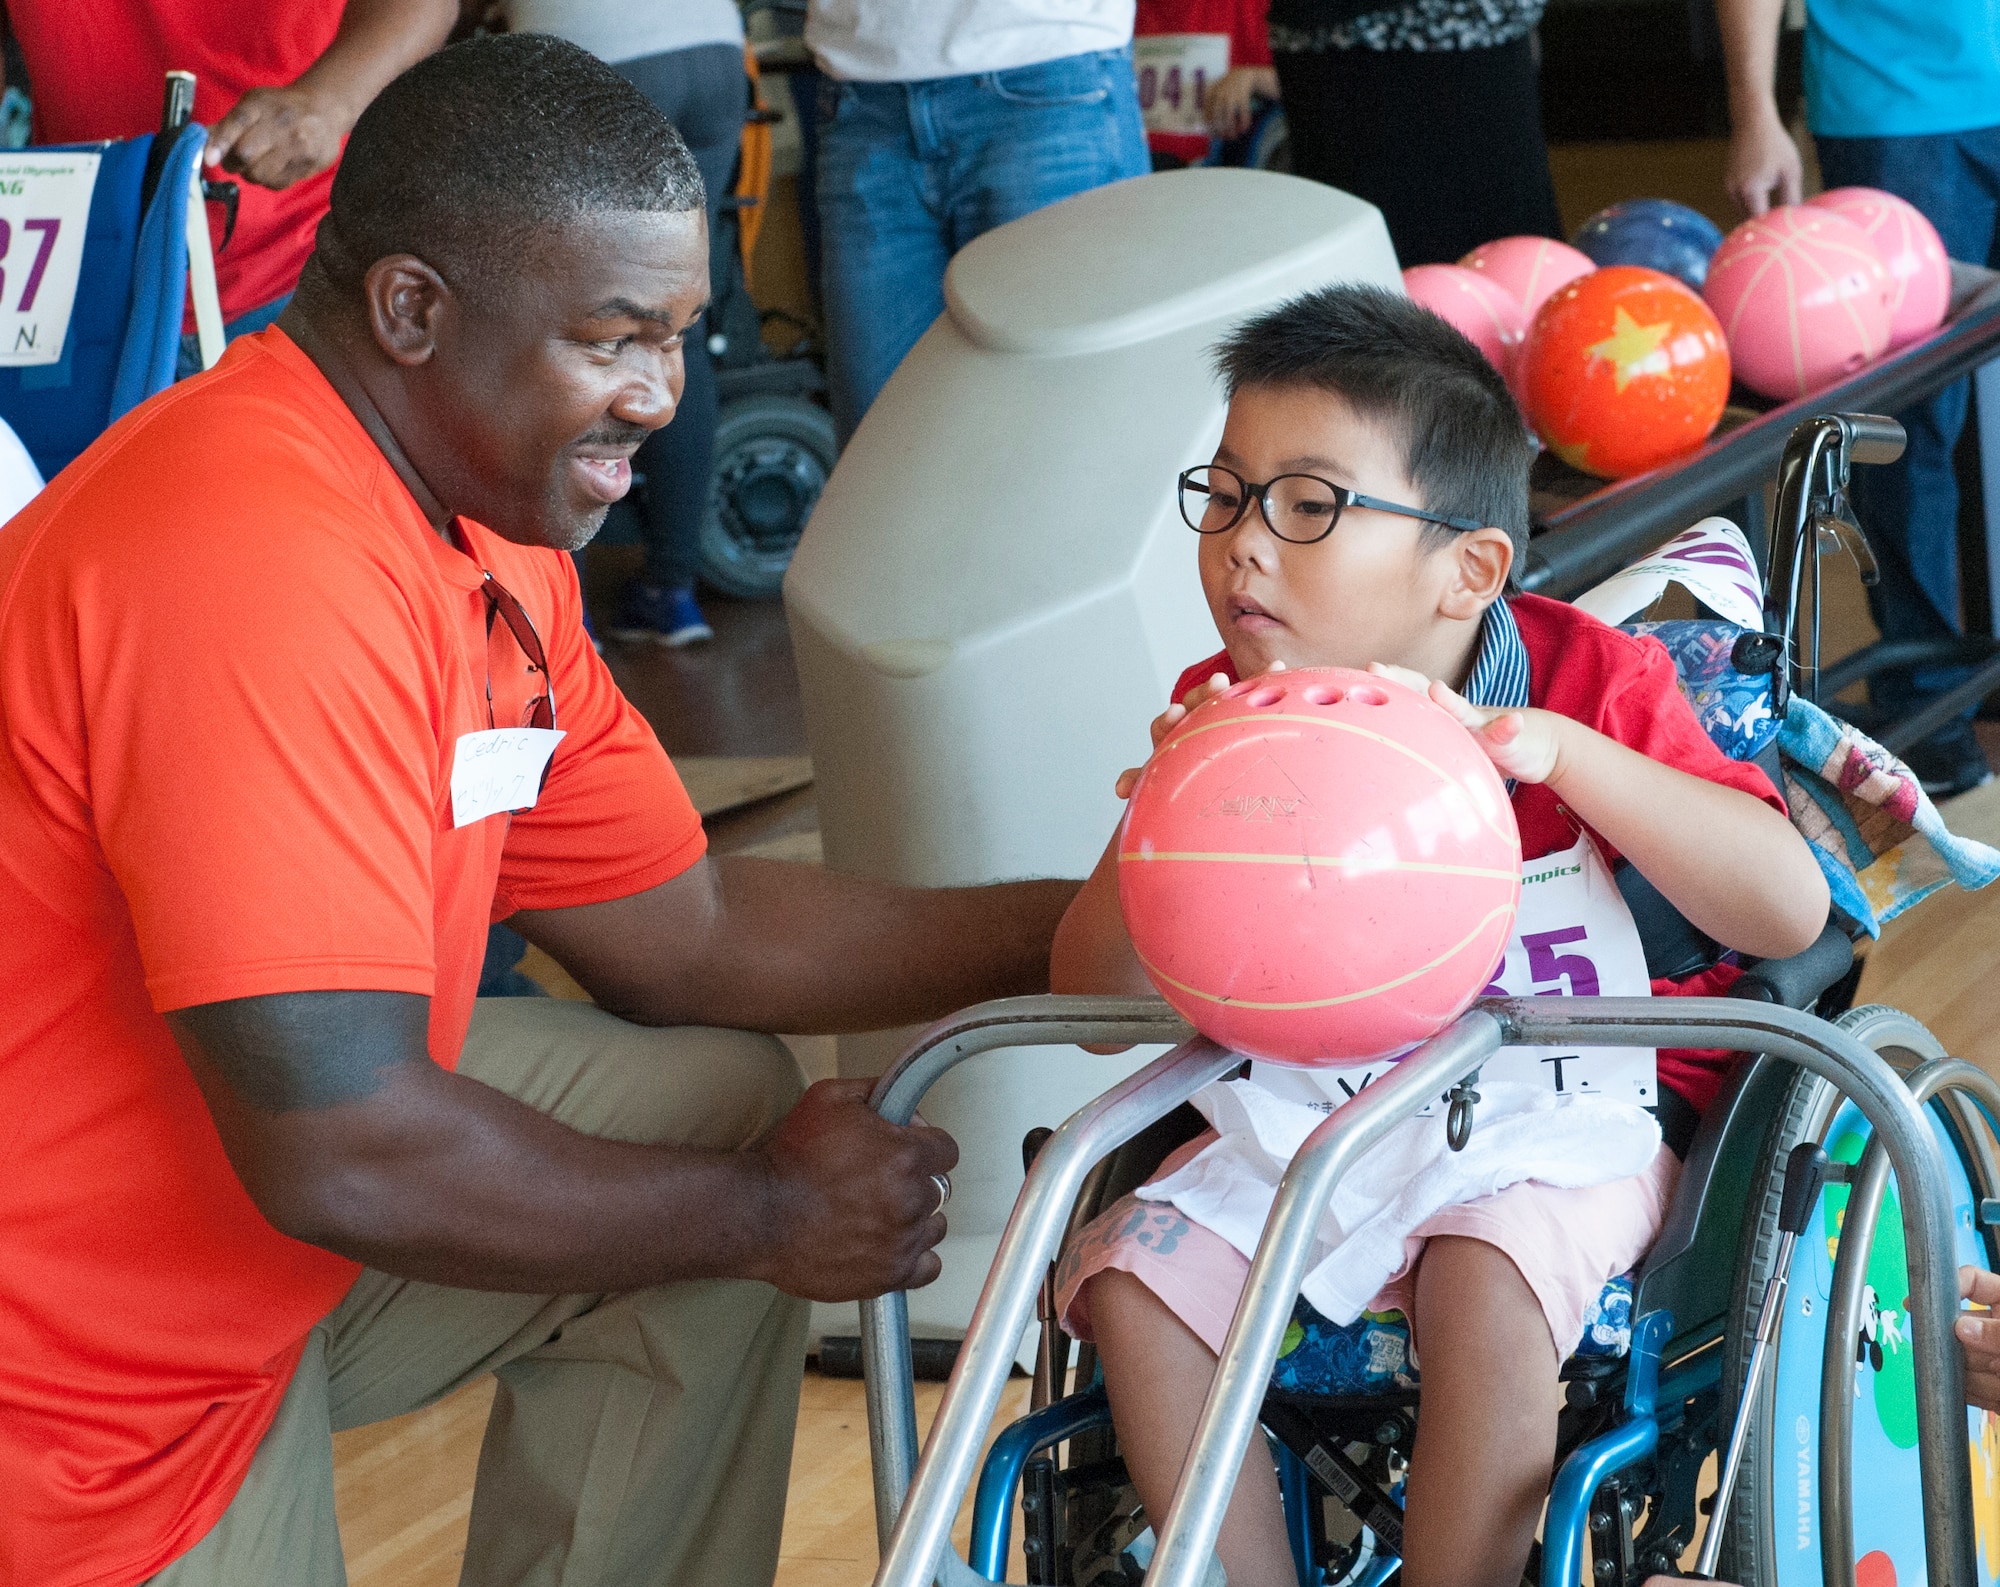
1725, 920, 1854, 1010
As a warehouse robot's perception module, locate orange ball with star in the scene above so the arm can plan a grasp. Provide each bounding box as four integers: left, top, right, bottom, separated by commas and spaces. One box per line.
1517, 264, 1731, 480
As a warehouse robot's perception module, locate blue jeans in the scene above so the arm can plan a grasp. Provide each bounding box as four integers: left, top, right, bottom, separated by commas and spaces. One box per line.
1816, 126, 2000, 726
815, 47, 1149, 442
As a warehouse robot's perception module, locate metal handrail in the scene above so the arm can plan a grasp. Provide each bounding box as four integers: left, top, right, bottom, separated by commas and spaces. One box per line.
861, 996, 1975, 1587
1819, 1057, 2000, 1587
857, 996, 1193, 1545
870, 1033, 1237, 1587
1137, 1014, 1505, 1587
1136, 998, 1973, 1587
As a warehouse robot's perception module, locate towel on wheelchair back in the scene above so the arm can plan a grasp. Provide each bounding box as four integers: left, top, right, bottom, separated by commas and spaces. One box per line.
1599, 519, 2000, 938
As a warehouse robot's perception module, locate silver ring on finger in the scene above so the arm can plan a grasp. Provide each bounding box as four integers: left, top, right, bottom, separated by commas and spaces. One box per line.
929, 1172, 952, 1216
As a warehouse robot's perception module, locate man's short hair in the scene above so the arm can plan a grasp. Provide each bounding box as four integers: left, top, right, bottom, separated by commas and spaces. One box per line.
1213, 284, 1535, 575
315, 33, 705, 300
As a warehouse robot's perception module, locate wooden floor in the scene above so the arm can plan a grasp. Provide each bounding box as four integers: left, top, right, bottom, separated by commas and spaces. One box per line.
331, 582, 2000, 1585
332, 1372, 1029, 1587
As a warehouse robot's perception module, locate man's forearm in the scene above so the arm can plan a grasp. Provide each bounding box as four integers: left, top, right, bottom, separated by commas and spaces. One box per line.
173, 1013, 780, 1292
1716, 0, 1786, 124
294, 0, 458, 122
518, 858, 1082, 1034
170, 990, 953, 1300
692, 860, 1082, 1031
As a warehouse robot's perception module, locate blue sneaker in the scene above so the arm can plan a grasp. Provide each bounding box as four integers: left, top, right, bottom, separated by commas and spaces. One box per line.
610, 582, 713, 647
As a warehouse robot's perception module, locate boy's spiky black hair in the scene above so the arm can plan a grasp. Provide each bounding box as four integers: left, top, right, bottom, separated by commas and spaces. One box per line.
1213, 284, 1534, 579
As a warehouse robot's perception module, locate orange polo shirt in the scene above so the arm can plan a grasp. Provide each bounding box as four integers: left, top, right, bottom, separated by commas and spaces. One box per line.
0, 328, 706, 1587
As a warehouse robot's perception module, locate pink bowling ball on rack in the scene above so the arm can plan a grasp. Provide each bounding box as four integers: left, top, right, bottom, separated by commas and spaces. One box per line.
1808, 186, 1951, 349
1703, 204, 1894, 399
1402, 264, 1529, 380
1459, 236, 1597, 320
1117, 668, 1520, 1067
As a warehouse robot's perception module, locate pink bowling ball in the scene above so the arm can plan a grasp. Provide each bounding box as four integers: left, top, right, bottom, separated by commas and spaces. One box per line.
1809, 186, 1951, 349
1459, 236, 1597, 319
1703, 205, 1894, 399
1402, 264, 1529, 380
1118, 668, 1520, 1067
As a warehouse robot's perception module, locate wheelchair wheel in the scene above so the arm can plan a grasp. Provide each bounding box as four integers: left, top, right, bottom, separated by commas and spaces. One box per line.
1713, 1005, 2000, 1586
697, 393, 836, 599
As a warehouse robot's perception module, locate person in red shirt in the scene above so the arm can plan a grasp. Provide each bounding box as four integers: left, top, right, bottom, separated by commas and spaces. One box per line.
0, 37, 1076, 1587
1133, 0, 1278, 167
3, 0, 457, 342
1049, 285, 1829, 1587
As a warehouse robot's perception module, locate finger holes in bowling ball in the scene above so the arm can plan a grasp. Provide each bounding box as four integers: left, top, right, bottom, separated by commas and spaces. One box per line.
1247, 686, 1286, 708
1346, 685, 1390, 706
1301, 684, 1344, 706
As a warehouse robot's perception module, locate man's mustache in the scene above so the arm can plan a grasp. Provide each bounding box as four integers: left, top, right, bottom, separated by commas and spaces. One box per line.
572, 421, 651, 451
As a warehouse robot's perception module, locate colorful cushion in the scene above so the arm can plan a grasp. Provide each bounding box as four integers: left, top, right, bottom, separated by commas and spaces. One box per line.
1625, 620, 1779, 764
1268, 1273, 1634, 1396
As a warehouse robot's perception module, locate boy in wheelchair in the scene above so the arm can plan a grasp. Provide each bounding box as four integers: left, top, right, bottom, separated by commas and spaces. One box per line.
1047, 285, 1830, 1587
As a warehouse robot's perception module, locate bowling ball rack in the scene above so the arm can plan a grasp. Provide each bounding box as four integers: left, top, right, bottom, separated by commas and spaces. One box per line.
1520, 261, 2000, 755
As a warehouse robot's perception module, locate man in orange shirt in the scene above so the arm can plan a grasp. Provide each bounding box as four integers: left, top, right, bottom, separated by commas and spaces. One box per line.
0, 36, 1076, 1587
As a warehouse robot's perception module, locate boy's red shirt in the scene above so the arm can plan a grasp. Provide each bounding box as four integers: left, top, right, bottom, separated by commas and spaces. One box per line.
1170, 593, 1788, 1114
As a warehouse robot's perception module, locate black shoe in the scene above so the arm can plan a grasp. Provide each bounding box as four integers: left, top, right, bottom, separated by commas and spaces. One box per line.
608, 582, 713, 647
1900, 725, 1994, 799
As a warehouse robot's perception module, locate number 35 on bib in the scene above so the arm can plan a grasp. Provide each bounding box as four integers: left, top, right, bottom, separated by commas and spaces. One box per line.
1479, 834, 1658, 1105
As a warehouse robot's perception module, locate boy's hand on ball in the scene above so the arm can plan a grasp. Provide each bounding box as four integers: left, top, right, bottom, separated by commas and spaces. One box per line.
1369, 664, 1562, 783
749, 1078, 958, 1302
1114, 668, 1271, 799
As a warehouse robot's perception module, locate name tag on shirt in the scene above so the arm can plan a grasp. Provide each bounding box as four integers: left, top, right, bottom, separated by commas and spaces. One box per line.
451, 727, 564, 828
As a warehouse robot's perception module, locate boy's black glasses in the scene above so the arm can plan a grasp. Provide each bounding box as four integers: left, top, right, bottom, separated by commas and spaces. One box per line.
480, 571, 557, 732
1177, 464, 1486, 544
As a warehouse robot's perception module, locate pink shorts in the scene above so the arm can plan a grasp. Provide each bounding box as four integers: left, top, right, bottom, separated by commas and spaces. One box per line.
1055, 1132, 1680, 1360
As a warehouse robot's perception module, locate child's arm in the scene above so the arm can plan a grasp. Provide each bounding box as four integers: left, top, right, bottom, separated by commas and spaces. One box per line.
1051, 670, 1239, 998
1386, 668, 1830, 961
1051, 829, 1148, 997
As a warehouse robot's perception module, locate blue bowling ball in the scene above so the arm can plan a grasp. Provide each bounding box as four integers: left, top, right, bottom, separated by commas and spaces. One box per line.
1570, 199, 1726, 291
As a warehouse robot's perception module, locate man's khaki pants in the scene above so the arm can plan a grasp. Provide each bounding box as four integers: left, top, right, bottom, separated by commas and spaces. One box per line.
145, 999, 811, 1587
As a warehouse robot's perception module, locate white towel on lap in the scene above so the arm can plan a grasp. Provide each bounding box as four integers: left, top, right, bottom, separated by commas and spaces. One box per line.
1135, 1077, 1662, 1326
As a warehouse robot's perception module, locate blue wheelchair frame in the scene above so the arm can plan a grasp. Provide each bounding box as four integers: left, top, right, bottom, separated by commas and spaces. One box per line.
859, 998, 1981, 1587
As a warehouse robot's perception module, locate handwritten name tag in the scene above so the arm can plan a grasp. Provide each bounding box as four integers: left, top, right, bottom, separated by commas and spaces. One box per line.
451, 727, 564, 828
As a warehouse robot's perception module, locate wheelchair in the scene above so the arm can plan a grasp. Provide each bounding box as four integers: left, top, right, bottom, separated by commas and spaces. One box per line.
0, 70, 227, 483
858, 414, 2000, 1587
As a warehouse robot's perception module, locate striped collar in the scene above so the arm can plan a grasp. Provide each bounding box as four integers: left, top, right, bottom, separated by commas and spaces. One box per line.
1462, 597, 1531, 713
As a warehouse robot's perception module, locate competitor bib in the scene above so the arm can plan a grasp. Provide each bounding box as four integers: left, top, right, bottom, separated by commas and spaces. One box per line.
0, 151, 99, 366
1134, 33, 1230, 138
1252, 833, 1657, 1111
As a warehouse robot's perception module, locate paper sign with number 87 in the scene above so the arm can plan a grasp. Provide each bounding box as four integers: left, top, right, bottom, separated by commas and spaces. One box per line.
0, 152, 100, 366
